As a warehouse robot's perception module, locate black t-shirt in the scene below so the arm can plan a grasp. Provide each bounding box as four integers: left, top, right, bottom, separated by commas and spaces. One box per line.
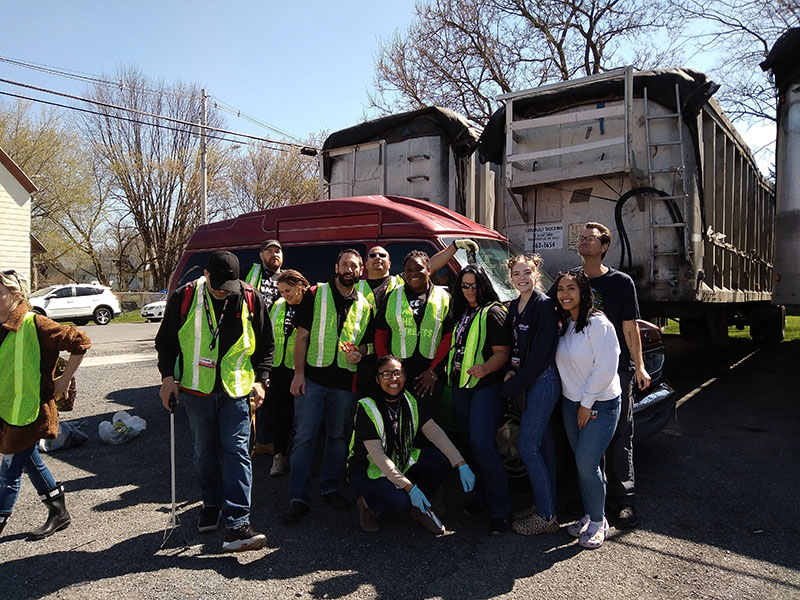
450, 303, 510, 388
295, 280, 375, 391
588, 268, 639, 371
374, 283, 453, 380
259, 268, 281, 311
348, 393, 435, 475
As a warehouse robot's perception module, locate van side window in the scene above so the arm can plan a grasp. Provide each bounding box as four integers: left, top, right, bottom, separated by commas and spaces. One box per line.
283, 244, 368, 284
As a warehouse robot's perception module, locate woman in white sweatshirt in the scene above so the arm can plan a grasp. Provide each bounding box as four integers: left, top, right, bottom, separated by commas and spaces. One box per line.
552, 269, 621, 549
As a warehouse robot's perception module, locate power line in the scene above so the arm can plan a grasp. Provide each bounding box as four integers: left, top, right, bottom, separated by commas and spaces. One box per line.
210, 96, 303, 142
0, 77, 317, 152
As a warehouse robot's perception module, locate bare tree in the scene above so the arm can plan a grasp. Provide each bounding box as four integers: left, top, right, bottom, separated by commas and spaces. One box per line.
370, 0, 677, 126
80, 66, 227, 289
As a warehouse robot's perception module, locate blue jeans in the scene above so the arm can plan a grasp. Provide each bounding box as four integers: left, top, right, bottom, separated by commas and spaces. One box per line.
562, 396, 621, 522
452, 383, 510, 519
182, 391, 253, 528
518, 365, 560, 519
289, 377, 355, 505
349, 446, 450, 515
0, 444, 58, 513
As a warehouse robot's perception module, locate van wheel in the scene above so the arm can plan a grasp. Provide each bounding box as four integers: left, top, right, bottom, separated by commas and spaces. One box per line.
93, 307, 113, 325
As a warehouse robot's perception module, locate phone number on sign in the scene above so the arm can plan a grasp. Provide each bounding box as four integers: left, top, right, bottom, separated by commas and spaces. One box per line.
534, 241, 559, 249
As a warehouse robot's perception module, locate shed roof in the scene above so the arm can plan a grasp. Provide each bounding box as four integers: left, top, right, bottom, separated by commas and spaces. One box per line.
0, 146, 38, 194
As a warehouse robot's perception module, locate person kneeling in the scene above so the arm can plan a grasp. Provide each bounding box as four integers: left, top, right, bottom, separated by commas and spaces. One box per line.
347, 356, 475, 534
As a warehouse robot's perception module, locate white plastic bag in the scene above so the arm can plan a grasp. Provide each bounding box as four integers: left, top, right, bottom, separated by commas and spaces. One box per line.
98, 411, 147, 445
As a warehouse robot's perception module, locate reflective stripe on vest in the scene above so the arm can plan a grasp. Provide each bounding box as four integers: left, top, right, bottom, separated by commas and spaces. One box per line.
306, 283, 371, 372
0, 312, 42, 426
386, 285, 450, 359
447, 302, 507, 389
270, 297, 296, 369
176, 277, 256, 397
347, 392, 421, 480
245, 263, 262, 288
356, 274, 404, 312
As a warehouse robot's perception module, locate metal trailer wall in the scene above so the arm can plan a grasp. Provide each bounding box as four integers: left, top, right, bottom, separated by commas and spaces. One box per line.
495, 68, 774, 311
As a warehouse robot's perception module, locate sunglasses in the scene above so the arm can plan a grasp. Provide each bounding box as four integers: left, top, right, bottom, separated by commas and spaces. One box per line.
378, 369, 405, 380
368, 252, 388, 259
460, 282, 478, 289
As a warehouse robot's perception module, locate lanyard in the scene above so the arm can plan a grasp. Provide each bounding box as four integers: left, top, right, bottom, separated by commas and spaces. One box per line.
455, 307, 478, 347
202, 287, 230, 351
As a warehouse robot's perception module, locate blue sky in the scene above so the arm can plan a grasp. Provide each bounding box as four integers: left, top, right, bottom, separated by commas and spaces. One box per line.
1, 1, 417, 143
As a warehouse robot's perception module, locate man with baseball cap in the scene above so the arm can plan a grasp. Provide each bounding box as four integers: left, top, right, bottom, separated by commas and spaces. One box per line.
156, 251, 274, 552
246, 239, 284, 310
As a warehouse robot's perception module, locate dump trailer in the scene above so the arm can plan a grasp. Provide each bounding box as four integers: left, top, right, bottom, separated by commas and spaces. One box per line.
762, 27, 800, 306
478, 67, 783, 345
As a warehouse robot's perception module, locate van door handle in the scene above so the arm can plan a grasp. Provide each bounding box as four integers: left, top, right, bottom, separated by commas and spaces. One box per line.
407, 175, 430, 182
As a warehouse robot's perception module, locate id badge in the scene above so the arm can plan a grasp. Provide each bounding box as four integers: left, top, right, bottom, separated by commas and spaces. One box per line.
511, 357, 520, 368
198, 356, 217, 369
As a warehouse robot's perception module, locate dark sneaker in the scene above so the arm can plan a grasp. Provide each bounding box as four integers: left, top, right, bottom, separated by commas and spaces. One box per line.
489, 517, 509, 536
462, 501, 489, 516
198, 506, 221, 533
616, 505, 638, 529
410, 507, 445, 535
221, 523, 266, 552
282, 501, 311, 524
322, 491, 350, 511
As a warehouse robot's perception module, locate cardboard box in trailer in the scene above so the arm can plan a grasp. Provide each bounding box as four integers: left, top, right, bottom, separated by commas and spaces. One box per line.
478, 67, 784, 345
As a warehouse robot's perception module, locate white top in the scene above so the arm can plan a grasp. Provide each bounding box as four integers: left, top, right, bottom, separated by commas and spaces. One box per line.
555, 312, 622, 408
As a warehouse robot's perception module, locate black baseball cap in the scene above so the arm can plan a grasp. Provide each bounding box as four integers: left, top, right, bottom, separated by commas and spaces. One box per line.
205, 251, 240, 292
260, 239, 282, 251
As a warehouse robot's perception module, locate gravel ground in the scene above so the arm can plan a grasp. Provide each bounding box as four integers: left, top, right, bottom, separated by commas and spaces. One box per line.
2, 336, 798, 599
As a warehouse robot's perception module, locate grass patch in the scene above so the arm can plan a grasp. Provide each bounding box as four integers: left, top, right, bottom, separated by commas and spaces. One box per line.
661, 315, 800, 342
114, 310, 148, 323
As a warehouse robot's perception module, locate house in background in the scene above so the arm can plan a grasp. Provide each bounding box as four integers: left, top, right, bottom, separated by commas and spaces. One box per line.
0, 145, 37, 284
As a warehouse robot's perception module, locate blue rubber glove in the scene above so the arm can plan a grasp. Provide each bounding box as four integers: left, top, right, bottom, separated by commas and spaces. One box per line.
458, 464, 476, 492
408, 484, 431, 512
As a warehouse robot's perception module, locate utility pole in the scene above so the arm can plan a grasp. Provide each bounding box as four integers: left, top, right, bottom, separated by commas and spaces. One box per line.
200, 88, 208, 225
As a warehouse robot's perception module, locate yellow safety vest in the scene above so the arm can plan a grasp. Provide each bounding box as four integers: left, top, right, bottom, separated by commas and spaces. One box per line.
245, 263, 263, 289
270, 297, 296, 369
356, 274, 404, 312
0, 312, 42, 426
176, 277, 256, 398
348, 391, 421, 479
306, 283, 371, 372
385, 285, 450, 359
447, 302, 507, 389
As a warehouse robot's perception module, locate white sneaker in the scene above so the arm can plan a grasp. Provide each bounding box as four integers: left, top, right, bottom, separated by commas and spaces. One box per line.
568, 514, 591, 538
270, 453, 288, 476
578, 518, 609, 549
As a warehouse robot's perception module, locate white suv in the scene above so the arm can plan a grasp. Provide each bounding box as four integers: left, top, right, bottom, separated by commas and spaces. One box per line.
29, 284, 122, 325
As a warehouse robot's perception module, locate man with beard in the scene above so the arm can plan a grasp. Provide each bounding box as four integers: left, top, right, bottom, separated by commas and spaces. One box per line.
283, 249, 373, 524
246, 239, 283, 310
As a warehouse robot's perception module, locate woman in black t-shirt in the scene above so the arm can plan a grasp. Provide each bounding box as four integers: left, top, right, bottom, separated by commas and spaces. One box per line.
447, 265, 511, 535
347, 356, 475, 534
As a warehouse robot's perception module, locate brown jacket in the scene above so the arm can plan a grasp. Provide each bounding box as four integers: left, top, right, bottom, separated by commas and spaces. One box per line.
0, 302, 91, 454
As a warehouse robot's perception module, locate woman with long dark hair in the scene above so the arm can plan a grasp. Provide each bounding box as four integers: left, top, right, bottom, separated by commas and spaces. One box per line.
501, 254, 561, 536
447, 264, 511, 535
266, 269, 309, 476
551, 269, 621, 549
347, 355, 475, 534
0, 270, 90, 540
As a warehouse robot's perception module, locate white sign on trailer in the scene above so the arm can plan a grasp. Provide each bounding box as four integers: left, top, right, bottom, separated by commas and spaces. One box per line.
525, 224, 563, 253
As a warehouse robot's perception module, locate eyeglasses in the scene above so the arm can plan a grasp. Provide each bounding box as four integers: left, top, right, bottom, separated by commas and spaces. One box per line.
460, 282, 478, 290
378, 369, 405, 380
368, 252, 388, 259
577, 235, 600, 242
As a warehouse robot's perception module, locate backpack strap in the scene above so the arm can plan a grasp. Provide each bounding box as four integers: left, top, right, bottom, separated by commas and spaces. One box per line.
179, 281, 197, 320
242, 283, 256, 318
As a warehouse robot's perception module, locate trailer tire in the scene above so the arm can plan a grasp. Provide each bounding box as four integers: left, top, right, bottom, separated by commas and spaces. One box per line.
750, 305, 785, 344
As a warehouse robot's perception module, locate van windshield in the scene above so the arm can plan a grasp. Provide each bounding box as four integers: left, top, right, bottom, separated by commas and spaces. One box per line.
441, 236, 554, 302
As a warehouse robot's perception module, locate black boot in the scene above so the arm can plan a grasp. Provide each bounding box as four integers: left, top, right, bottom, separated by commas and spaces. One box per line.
0, 512, 10, 535
29, 483, 71, 540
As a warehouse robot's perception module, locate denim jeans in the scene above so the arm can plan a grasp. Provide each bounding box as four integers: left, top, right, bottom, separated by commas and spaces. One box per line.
0, 444, 58, 513
349, 446, 450, 515
452, 382, 510, 519
289, 377, 355, 505
182, 391, 253, 528
562, 396, 621, 522
518, 365, 560, 519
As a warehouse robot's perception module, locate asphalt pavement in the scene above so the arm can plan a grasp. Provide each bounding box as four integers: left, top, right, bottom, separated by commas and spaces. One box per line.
2, 323, 798, 599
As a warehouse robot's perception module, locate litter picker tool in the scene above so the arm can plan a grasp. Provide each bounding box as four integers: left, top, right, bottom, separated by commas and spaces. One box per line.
161, 392, 181, 548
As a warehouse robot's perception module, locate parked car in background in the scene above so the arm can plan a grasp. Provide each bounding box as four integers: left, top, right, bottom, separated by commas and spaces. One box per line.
140, 298, 166, 322
29, 284, 121, 325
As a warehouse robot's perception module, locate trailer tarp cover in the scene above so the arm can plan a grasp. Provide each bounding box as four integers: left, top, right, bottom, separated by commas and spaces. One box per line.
761, 28, 800, 96
322, 106, 480, 181
478, 68, 719, 165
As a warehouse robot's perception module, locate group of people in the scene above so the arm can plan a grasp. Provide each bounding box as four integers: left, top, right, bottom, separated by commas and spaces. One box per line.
0, 220, 648, 555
